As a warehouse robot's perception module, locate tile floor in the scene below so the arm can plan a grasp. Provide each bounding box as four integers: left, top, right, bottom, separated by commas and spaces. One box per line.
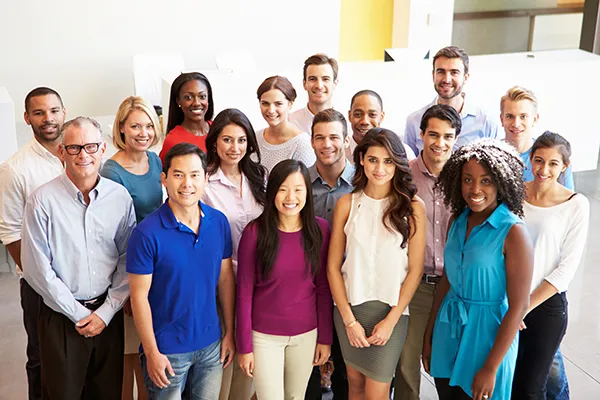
1, 162, 598, 399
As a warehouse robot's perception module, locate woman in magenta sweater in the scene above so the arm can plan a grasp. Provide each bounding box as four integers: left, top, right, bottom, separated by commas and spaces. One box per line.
236, 159, 333, 400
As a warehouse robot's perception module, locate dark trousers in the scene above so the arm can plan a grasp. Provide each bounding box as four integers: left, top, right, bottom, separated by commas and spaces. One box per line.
38, 301, 124, 400
305, 325, 348, 400
434, 378, 472, 400
21, 279, 42, 400
512, 292, 568, 400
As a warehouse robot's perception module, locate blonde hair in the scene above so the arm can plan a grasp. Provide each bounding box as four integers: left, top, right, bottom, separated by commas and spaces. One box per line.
112, 96, 162, 151
500, 86, 538, 114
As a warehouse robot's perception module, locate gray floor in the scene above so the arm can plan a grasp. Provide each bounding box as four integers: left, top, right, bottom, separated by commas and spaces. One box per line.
0, 166, 599, 399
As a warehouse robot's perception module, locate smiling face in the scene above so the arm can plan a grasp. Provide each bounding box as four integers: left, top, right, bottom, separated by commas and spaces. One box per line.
177, 79, 209, 123
274, 171, 307, 219
25, 94, 66, 144
311, 120, 348, 167
304, 64, 337, 107
215, 123, 248, 169
161, 154, 207, 210
120, 109, 155, 152
500, 99, 538, 144
530, 146, 567, 185
60, 122, 106, 184
433, 57, 469, 100
420, 117, 457, 166
259, 89, 293, 127
360, 145, 396, 187
461, 158, 498, 215
348, 94, 384, 143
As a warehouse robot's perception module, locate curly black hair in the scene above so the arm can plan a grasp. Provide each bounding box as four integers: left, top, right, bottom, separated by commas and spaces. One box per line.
437, 139, 526, 218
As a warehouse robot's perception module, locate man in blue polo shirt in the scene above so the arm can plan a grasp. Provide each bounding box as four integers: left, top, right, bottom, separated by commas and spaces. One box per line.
127, 143, 235, 399
404, 46, 500, 154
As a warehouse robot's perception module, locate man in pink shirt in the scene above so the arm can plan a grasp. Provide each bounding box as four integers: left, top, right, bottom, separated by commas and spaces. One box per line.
394, 104, 461, 400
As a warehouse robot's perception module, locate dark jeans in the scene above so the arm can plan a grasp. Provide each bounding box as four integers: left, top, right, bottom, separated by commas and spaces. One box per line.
21, 278, 42, 400
305, 325, 348, 400
512, 292, 568, 400
38, 302, 124, 400
434, 378, 472, 400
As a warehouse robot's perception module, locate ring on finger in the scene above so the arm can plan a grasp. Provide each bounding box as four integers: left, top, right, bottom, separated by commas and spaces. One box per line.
482, 395, 489, 399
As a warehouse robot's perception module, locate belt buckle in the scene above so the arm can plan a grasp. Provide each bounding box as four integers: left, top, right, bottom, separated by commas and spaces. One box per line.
425, 274, 438, 284
83, 298, 99, 307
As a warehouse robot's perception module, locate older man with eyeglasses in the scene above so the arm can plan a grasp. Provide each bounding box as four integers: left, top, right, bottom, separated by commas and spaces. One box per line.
21, 116, 136, 400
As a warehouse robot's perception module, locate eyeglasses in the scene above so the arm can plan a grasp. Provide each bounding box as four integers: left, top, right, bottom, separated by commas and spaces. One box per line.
63, 142, 103, 155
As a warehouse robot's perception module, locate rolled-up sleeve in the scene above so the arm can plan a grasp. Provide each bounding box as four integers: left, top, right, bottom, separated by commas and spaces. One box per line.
96, 197, 136, 325
22, 195, 91, 323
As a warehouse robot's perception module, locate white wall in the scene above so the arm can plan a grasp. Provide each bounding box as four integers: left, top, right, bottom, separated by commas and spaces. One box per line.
0, 0, 341, 123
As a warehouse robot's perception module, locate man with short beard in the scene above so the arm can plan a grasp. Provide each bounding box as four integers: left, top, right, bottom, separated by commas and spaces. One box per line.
0, 87, 66, 400
404, 46, 499, 155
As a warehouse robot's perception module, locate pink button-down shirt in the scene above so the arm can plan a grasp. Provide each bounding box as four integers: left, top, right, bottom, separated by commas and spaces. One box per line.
409, 154, 452, 276
202, 168, 264, 275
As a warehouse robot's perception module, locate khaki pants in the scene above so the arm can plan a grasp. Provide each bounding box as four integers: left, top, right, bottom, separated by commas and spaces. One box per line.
395, 282, 436, 400
219, 359, 254, 400
252, 329, 317, 400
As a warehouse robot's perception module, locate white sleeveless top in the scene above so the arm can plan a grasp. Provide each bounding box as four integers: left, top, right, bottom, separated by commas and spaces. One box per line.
341, 192, 409, 309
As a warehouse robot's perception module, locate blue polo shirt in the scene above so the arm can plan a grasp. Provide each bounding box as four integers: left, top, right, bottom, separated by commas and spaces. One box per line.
126, 200, 232, 355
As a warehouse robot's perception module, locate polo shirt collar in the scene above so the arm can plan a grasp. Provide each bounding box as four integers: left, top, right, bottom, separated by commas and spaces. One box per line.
59, 173, 102, 202
159, 200, 208, 230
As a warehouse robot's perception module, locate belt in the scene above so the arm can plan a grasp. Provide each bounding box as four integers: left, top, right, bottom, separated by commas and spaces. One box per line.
439, 291, 506, 340
77, 292, 108, 311
421, 274, 441, 285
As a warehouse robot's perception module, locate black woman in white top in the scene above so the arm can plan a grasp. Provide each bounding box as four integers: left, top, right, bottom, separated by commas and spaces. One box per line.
512, 131, 590, 399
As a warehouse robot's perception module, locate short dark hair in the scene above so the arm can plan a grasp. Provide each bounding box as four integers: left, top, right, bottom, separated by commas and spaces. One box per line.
25, 87, 63, 113
433, 46, 470, 74
163, 142, 207, 176
303, 54, 339, 81
419, 104, 462, 136
166, 72, 214, 134
256, 76, 297, 102
350, 90, 383, 110
311, 108, 348, 138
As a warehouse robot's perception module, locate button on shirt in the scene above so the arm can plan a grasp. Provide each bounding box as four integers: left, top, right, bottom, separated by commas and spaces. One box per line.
21, 174, 136, 325
202, 168, 263, 274
409, 154, 452, 276
309, 162, 355, 226
404, 94, 501, 155
0, 139, 63, 273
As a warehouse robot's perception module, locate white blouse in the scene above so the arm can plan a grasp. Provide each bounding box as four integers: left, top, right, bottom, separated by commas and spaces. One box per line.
341, 192, 409, 310
255, 128, 316, 173
524, 193, 590, 293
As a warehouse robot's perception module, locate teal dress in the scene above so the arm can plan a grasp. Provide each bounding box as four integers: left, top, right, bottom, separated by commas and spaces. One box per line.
430, 203, 522, 399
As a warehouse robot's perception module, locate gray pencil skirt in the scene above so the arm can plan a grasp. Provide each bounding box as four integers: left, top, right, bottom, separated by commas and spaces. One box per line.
334, 301, 409, 383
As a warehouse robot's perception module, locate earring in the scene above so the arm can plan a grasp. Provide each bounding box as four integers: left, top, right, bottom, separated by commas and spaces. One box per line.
178, 104, 181, 108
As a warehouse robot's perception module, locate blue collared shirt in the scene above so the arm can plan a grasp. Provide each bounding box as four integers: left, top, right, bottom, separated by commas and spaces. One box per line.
404, 94, 501, 154
309, 162, 355, 226
22, 174, 136, 325
126, 201, 233, 355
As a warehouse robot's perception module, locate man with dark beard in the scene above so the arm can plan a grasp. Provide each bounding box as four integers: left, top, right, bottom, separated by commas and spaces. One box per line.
0, 87, 66, 400
404, 46, 499, 155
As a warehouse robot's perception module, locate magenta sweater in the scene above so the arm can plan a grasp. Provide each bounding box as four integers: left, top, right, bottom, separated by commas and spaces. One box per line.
236, 217, 333, 354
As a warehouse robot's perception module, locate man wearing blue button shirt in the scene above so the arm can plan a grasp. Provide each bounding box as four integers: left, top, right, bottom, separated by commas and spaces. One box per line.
128, 143, 235, 399
404, 46, 500, 155
21, 117, 136, 399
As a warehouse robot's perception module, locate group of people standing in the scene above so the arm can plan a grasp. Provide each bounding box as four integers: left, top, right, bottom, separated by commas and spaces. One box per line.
0, 45, 589, 400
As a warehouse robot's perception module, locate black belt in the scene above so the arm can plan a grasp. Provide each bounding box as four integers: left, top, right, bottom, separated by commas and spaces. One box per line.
421, 274, 441, 285
77, 292, 108, 311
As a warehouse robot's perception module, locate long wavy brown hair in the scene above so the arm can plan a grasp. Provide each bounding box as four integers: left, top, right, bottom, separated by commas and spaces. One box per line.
352, 128, 417, 247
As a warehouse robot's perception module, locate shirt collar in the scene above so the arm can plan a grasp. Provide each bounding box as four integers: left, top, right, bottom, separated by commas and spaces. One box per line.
208, 167, 237, 188
483, 202, 510, 229
59, 173, 102, 202
159, 200, 208, 229
415, 153, 436, 179
309, 162, 355, 186
433, 93, 476, 118
30, 138, 61, 162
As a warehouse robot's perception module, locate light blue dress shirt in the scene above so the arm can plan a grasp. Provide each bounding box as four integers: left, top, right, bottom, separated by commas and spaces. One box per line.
22, 174, 136, 325
404, 95, 501, 155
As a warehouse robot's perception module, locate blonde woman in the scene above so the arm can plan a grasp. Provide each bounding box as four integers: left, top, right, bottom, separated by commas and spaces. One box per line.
100, 96, 163, 400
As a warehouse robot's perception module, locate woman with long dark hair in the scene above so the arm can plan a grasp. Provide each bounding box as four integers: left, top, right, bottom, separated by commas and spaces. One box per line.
422, 139, 533, 400
202, 108, 266, 400
327, 128, 426, 399
159, 72, 214, 162
512, 132, 589, 398
236, 160, 332, 400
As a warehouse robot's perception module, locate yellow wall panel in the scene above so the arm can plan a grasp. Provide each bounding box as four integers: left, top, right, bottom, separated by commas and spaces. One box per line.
339, 0, 394, 61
